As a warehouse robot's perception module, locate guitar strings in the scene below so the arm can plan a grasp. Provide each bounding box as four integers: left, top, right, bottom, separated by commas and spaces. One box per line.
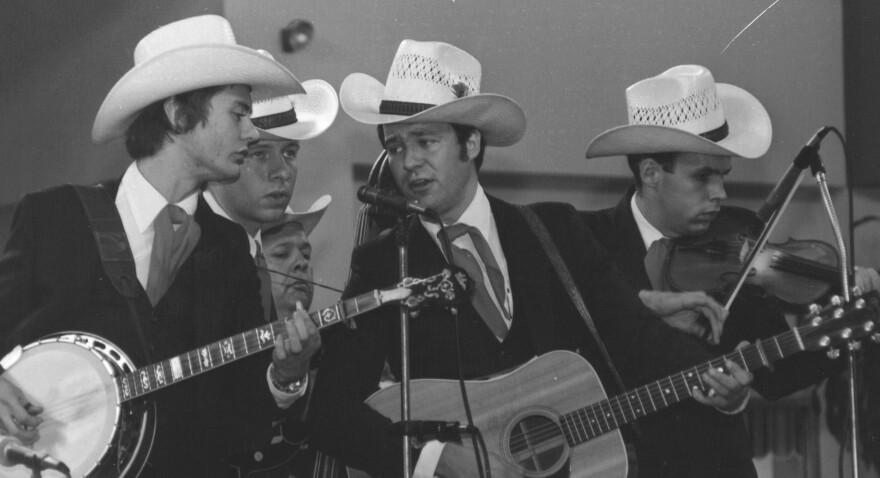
504, 348, 778, 453
29, 385, 114, 425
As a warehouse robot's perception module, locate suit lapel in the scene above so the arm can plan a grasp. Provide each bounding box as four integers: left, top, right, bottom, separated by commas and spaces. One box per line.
487, 196, 534, 339
191, 196, 229, 343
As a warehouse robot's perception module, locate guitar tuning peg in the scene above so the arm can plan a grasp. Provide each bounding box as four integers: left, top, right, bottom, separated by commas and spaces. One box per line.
808, 303, 821, 316
871, 333, 880, 344
818, 336, 831, 348
864, 321, 876, 333
840, 328, 853, 340
829, 295, 843, 307
852, 285, 863, 297
811, 316, 823, 327
849, 341, 862, 352
827, 348, 840, 359
833, 308, 845, 319
855, 298, 866, 309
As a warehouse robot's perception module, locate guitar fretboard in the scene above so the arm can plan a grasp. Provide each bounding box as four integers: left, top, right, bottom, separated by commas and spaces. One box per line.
116, 291, 385, 401
558, 321, 814, 446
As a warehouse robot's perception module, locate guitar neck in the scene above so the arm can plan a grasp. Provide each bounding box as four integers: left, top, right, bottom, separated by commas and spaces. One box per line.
560, 323, 810, 447
117, 289, 393, 402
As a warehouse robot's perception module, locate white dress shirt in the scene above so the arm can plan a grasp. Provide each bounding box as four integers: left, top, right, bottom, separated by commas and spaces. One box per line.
115, 162, 198, 290
420, 184, 514, 326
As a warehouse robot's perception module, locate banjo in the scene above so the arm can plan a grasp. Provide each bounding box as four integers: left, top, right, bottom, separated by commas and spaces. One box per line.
0, 267, 470, 478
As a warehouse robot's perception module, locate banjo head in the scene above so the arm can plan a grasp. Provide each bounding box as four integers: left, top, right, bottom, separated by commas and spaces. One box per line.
2, 334, 129, 478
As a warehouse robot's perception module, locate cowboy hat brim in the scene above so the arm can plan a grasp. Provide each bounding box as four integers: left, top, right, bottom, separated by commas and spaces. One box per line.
263, 194, 331, 237
93, 44, 305, 144
586, 83, 772, 159
339, 73, 526, 147
258, 80, 339, 141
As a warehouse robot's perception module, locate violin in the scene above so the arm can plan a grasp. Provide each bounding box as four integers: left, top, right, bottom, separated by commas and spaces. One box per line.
661, 206, 840, 308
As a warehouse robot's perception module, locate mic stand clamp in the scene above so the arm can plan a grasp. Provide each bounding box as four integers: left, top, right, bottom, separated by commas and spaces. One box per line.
390, 420, 467, 445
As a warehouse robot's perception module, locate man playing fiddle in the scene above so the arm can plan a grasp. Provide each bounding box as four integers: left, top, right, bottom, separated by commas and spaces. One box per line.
580, 65, 839, 478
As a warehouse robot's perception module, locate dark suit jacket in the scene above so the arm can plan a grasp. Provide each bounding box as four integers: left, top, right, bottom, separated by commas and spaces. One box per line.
308, 196, 721, 477
580, 188, 836, 477
0, 182, 275, 477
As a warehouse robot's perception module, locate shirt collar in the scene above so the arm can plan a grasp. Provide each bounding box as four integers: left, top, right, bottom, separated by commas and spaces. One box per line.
631, 192, 666, 250
420, 184, 492, 238
119, 162, 199, 233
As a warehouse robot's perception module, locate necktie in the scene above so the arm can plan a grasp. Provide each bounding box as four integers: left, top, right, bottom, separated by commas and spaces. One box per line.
644, 237, 672, 291
254, 242, 275, 322
443, 224, 509, 340
146, 204, 201, 306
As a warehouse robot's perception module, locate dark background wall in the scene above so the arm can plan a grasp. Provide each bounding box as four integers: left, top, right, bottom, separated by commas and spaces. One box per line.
0, 0, 224, 205
844, 1, 880, 187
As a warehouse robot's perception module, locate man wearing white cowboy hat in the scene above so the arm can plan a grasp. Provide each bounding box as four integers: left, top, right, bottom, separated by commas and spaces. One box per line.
0, 14, 315, 477
581, 65, 836, 478
204, 81, 338, 399
261, 195, 332, 319
307, 42, 750, 478
226, 195, 333, 477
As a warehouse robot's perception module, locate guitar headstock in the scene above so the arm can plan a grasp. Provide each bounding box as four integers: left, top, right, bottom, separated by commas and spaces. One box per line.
800, 290, 880, 354
397, 266, 473, 311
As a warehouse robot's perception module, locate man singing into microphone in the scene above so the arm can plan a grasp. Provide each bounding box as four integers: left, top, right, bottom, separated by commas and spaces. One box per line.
579, 64, 840, 478
307, 42, 752, 477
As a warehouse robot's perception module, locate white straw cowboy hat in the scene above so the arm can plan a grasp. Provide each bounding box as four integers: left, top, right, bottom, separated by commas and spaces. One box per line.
92, 15, 305, 144
586, 65, 772, 159
252, 79, 339, 141
339, 39, 526, 147
264, 195, 332, 237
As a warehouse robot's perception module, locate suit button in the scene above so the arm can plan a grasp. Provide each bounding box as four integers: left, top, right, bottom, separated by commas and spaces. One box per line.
150, 315, 159, 323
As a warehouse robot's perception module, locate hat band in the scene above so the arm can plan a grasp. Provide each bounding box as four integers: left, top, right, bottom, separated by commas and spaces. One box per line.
379, 100, 436, 116
700, 121, 729, 143
252, 109, 298, 130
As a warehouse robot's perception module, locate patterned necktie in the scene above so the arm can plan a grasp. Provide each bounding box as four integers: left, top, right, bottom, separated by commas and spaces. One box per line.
442, 224, 509, 340
254, 242, 275, 322
146, 204, 201, 306
644, 237, 673, 291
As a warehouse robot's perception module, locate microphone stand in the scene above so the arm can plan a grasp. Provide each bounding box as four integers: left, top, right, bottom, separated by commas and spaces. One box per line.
757, 142, 862, 477
815, 168, 863, 478
394, 214, 414, 478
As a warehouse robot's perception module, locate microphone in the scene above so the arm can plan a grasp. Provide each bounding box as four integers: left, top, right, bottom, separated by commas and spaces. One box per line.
356, 186, 437, 218
755, 126, 832, 223
0, 436, 71, 476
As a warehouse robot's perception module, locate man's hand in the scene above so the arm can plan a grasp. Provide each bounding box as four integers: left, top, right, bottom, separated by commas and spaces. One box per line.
639, 290, 728, 344
435, 441, 521, 478
855, 266, 880, 294
0, 376, 43, 444
692, 342, 753, 413
272, 301, 321, 383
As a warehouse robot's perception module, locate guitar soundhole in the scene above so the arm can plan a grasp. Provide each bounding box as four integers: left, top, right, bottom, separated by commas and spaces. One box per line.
506, 409, 568, 474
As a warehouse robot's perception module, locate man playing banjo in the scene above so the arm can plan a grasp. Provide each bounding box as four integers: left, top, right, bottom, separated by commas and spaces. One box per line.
0, 15, 312, 477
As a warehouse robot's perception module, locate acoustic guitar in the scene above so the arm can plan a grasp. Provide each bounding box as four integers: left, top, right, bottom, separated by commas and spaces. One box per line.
349, 292, 878, 477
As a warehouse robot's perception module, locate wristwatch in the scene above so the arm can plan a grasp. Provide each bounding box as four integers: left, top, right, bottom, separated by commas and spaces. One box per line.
268, 363, 307, 394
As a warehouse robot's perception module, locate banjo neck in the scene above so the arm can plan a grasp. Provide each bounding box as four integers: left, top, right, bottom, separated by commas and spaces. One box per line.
117, 287, 406, 402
